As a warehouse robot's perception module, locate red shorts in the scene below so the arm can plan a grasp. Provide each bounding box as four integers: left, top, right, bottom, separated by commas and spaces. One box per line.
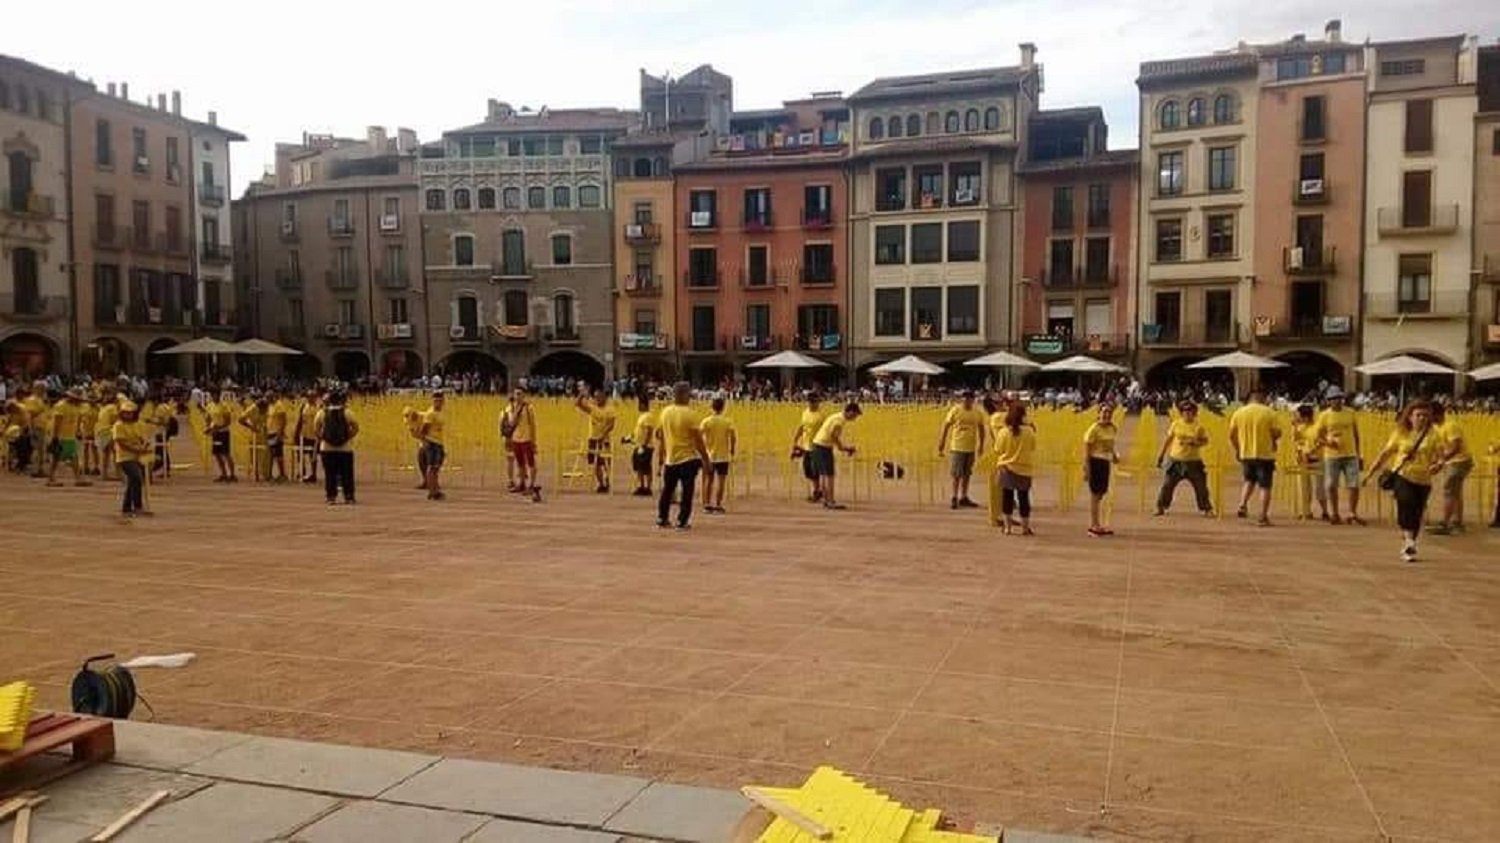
513, 441, 536, 468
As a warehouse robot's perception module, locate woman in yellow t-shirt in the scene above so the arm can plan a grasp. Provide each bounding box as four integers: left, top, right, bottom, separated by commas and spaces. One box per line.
1082, 404, 1120, 537
1292, 404, 1330, 522
1363, 399, 1447, 562
989, 403, 1037, 535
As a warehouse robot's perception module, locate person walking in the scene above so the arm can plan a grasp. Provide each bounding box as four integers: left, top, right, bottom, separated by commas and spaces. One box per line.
1363, 400, 1446, 562
655, 382, 710, 529
1228, 387, 1284, 526
628, 394, 657, 497
791, 393, 829, 502
1314, 387, 1363, 525
313, 391, 359, 505
45, 387, 91, 487
1293, 404, 1330, 521
1154, 400, 1213, 516
699, 396, 737, 514
1429, 403, 1474, 534
1082, 403, 1120, 536
112, 401, 152, 518
937, 389, 986, 510
418, 390, 447, 501
574, 387, 617, 493
811, 402, 862, 510
989, 402, 1037, 535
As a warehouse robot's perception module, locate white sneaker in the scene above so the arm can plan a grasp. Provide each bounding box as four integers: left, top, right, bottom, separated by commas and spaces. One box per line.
1401, 542, 1417, 563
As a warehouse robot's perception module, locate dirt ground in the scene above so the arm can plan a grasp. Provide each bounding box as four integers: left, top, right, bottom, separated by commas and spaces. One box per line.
3, 464, 1498, 841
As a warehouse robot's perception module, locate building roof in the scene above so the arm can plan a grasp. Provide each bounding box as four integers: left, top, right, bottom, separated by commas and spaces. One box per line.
449, 108, 636, 136
1019, 148, 1139, 174
1033, 106, 1104, 124
1369, 35, 1467, 51
1137, 52, 1259, 87
850, 66, 1027, 103
640, 64, 730, 91
1255, 37, 1363, 58
73, 88, 246, 140
0, 54, 94, 89
851, 135, 1018, 161
731, 108, 795, 122
238, 173, 417, 201
612, 130, 692, 149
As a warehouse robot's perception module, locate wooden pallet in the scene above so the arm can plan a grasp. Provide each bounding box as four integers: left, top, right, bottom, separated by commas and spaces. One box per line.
0, 712, 116, 797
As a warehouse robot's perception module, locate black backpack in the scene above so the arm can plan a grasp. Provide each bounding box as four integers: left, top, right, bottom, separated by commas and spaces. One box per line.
322, 407, 351, 447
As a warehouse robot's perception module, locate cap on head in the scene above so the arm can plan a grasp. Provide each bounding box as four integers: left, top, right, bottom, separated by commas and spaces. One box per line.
1326, 386, 1345, 399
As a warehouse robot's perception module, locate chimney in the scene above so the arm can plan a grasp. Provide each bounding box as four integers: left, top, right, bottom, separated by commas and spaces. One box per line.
396, 128, 417, 154
367, 125, 388, 153
1325, 19, 1342, 43
121, 82, 129, 100
157, 93, 167, 111
107, 82, 117, 97
208, 110, 217, 127
1019, 42, 1037, 69
171, 90, 181, 115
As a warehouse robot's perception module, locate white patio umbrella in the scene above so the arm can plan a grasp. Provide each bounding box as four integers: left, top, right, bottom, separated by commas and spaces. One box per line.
1038, 355, 1128, 373
745, 350, 827, 369
1185, 351, 1289, 371
963, 350, 1041, 369
231, 338, 304, 356
870, 354, 946, 376
1468, 361, 1500, 381
1354, 355, 1456, 376
150, 337, 238, 355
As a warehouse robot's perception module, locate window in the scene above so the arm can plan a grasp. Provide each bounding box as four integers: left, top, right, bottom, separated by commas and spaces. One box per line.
925, 112, 940, 134
202, 215, 219, 249
875, 225, 906, 265
553, 186, 571, 209
576, 183, 599, 207
551, 234, 572, 265
876, 168, 907, 211
746, 303, 771, 339
1381, 58, 1425, 77
1300, 152, 1325, 182
945, 111, 960, 133
553, 293, 575, 337
1277, 56, 1313, 81
1206, 214, 1235, 258
874, 288, 905, 336
96, 194, 115, 237
1154, 291, 1182, 338
523, 138, 544, 156
14, 86, 28, 115
35, 90, 50, 121
165, 137, 179, 177
507, 139, 522, 156
10, 248, 39, 312
906, 114, 921, 136
914, 165, 943, 208
747, 245, 770, 286
689, 190, 716, 227
527, 186, 546, 209
1157, 151, 1183, 196
685, 305, 716, 351
1302, 96, 1326, 141
743, 188, 772, 227
804, 184, 832, 223
1204, 290, 1234, 342
503, 290, 529, 326
501, 229, 527, 275
502, 187, 521, 209
868, 117, 884, 140
1212, 94, 1234, 124
1155, 219, 1183, 262
1051, 186, 1074, 231
1324, 52, 1347, 74
633, 202, 654, 224
964, 109, 979, 131
911, 287, 942, 339
547, 137, 564, 156
1493, 128, 1500, 156
453, 188, 471, 210
1159, 100, 1180, 130
425, 189, 445, 211
911, 223, 942, 264
1048, 239, 1074, 283
290, 298, 307, 329
165, 206, 182, 251
338, 300, 357, 325
634, 309, 657, 335
1087, 183, 1110, 227
580, 136, 602, 154
688, 247, 718, 287
887, 116, 903, 138
947, 221, 980, 262
798, 304, 839, 339
7, 150, 32, 209
95, 119, 112, 167
385, 244, 405, 280
131, 128, 147, 172
389, 298, 409, 324
1084, 237, 1111, 283
1187, 98, 1204, 126
947, 286, 979, 335
477, 187, 496, 209
1402, 170, 1432, 227
983, 107, 1000, 130
0, 81, 8, 110
1208, 146, 1236, 191
1404, 99, 1433, 153
950, 162, 981, 205
131, 201, 150, 248
802, 243, 835, 283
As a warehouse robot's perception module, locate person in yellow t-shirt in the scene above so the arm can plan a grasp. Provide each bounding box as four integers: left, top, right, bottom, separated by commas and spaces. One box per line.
1154, 400, 1213, 516
574, 387, 618, 494
19, 388, 48, 476
294, 391, 321, 483
1314, 388, 1363, 524
1292, 404, 1330, 522
266, 392, 292, 482
810, 401, 861, 510
654, 382, 711, 528
1228, 388, 1284, 526
112, 401, 153, 517
47, 387, 90, 487
95, 396, 121, 481
1082, 403, 1121, 536
1429, 403, 1474, 534
790, 393, 831, 503
699, 396, 737, 515
417, 390, 448, 501
1488, 438, 1500, 530
989, 403, 1038, 534
312, 390, 360, 505
79, 396, 100, 477
628, 395, 658, 497
1363, 399, 1448, 562
505, 387, 540, 500
238, 395, 270, 481
937, 390, 987, 510
204, 391, 238, 482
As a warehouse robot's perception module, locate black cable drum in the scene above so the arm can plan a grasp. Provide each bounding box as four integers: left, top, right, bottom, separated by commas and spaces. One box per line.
71, 653, 137, 719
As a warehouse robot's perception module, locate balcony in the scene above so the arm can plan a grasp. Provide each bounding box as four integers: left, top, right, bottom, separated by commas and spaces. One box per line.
376, 322, 415, 342
737, 334, 779, 352
1041, 265, 1118, 288
1051, 213, 1074, 233
128, 228, 155, 253
376, 267, 410, 289
623, 222, 661, 244
684, 268, 721, 290
743, 212, 773, 233
200, 242, 232, 264
794, 332, 842, 352
279, 221, 300, 243
325, 269, 359, 291
1363, 291, 1467, 320
322, 322, 365, 343
0, 294, 68, 321
1376, 204, 1460, 236
544, 327, 581, 345
802, 208, 834, 230
3, 192, 56, 218
93, 224, 123, 250
1256, 315, 1355, 343
1071, 332, 1131, 356
875, 192, 906, 213
199, 183, 226, 207
1086, 208, 1111, 229
1140, 321, 1241, 347
618, 332, 671, 351
739, 267, 780, 290
448, 323, 483, 345
156, 232, 190, 258
681, 332, 727, 353
1293, 179, 1330, 205
1283, 246, 1336, 275
379, 214, 402, 235
490, 259, 534, 280
799, 262, 836, 287
686, 210, 717, 231
274, 269, 303, 290
328, 217, 355, 237
277, 325, 307, 346
490, 323, 534, 343
621, 273, 662, 296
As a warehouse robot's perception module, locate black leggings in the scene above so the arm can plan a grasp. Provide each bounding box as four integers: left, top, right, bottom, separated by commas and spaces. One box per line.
321, 451, 356, 502
1392, 476, 1431, 535
658, 461, 701, 526
1001, 488, 1031, 518
120, 461, 145, 513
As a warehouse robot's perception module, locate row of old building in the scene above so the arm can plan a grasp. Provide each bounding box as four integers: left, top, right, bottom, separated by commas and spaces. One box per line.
3, 24, 1498, 390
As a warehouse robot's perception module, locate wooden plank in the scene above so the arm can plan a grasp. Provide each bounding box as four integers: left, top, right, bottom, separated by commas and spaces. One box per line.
740, 787, 832, 840
8, 796, 45, 843
89, 790, 171, 843
0, 714, 115, 772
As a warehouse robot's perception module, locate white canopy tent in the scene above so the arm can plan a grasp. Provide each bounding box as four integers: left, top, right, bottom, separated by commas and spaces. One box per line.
1468, 362, 1500, 382
231, 338, 304, 356
745, 350, 828, 369
1355, 355, 1456, 377
869, 355, 946, 376
1185, 351, 1289, 371
150, 337, 238, 355
963, 350, 1041, 370
1038, 355, 1128, 373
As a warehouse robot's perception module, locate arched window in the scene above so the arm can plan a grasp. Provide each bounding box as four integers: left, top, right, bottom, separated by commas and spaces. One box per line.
502, 187, 521, 209
964, 109, 980, 131
983, 106, 1001, 130
945, 111, 960, 133
906, 114, 921, 137
503, 289, 529, 326
925, 112, 940, 134
551, 234, 572, 265
614, 157, 630, 178
453, 234, 475, 266
578, 185, 602, 208
887, 116, 903, 138
425, 189, 445, 211
553, 292, 575, 337
1187, 98, 1205, 126
633, 157, 652, 177
868, 117, 884, 140
452, 188, 472, 210
454, 294, 479, 334
527, 186, 546, 209
553, 186, 571, 209
11, 247, 39, 310
651, 157, 667, 177
1159, 100, 1181, 130
1213, 94, 1234, 124
477, 187, 496, 209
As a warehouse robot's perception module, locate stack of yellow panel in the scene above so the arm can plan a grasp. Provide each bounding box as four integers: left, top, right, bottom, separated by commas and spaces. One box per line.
744, 766, 997, 843
0, 681, 36, 752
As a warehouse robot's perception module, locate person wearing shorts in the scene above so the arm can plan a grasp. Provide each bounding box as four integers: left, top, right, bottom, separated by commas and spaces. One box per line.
296, 391, 320, 483
811, 402, 861, 510
46, 388, 90, 488
206, 391, 237, 482
628, 395, 656, 497
1430, 403, 1473, 534
575, 388, 617, 493
94, 395, 120, 481
699, 396, 737, 514
1315, 387, 1363, 525
791, 393, 829, 502
937, 390, 986, 510
266, 391, 292, 482
418, 390, 447, 500
506, 388, 540, 501
1082, 404, 1119, 536
1228, 388, 1283, 526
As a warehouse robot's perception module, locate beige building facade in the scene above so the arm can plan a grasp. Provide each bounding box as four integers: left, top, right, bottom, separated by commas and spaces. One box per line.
611, 134, 679, 380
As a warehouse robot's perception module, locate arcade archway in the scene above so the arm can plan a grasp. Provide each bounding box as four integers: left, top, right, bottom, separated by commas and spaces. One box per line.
0, 332, 59, 378
531, 350, 606, 387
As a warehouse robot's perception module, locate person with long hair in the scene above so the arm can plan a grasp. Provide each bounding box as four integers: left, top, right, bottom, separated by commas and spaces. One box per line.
1082, 403, 1120, 537
1429, 403, 1473, 534
989, 402, 1037, 535
1363, 399, 1446, 562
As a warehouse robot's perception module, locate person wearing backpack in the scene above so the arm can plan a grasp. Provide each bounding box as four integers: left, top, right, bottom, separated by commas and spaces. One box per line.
313, 391, 359, 505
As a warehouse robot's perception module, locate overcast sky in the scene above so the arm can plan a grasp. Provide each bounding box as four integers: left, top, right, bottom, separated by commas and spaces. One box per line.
7, 0, 1496, 194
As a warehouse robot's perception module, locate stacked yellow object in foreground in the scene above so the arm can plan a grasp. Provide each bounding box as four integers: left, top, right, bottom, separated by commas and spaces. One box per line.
0, 681, 36, 752
743, 766, 996, 842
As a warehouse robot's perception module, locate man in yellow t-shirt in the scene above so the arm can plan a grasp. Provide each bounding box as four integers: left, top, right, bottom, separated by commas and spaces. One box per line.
47, 387, 90, 487
1314, 387, 1363, 525
1228, 388, 1284, 525
295, 391, 321, 483
699, 396, 737, 514
811, 401, 862, 510
791, 393, 831, 502
628, 396, 658, 497
654, 382, 710, 528
205, 391, 238, 482
238, 395, 269, 481
574, 387, 618, 493
79, 396, 100, 477
937, 390, 987, 510
95, 395, 121, 480
418, 390, 447, 500
1431, 403, 1474, 534
1154, 400, 1213, 516
19, 387, 47, 476
112, 401, 153, 517
506, 387, 540, 500
265, 392, 292, 482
